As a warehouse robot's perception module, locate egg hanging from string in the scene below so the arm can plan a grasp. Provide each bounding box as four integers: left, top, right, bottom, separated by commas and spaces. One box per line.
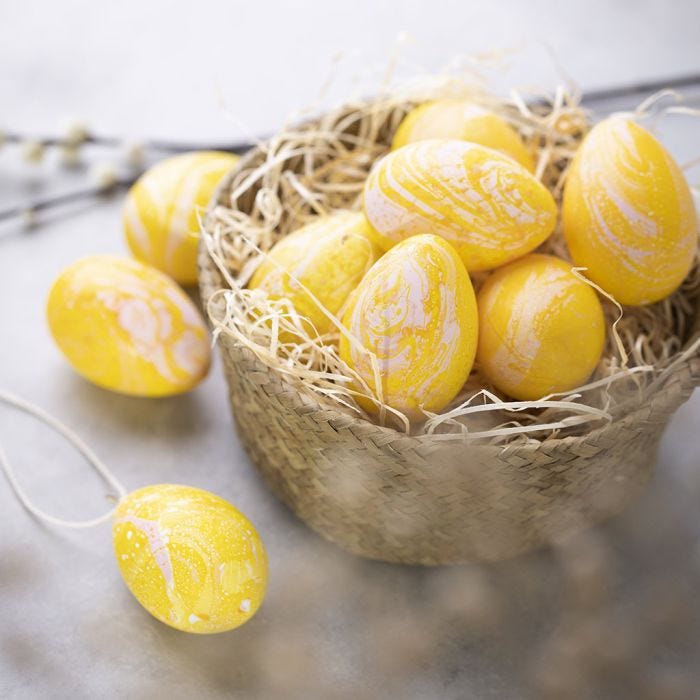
123, 151, 239, 286
113, 484, 268, 634
0, 391, 267, 635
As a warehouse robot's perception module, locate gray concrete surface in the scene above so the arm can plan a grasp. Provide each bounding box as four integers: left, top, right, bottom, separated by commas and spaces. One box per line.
1, 2, 700, 698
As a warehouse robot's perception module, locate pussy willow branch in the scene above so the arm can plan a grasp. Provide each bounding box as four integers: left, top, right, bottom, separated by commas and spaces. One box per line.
0, 177, 138, 225
1, 131, 255, 154
2, 71, 700, 226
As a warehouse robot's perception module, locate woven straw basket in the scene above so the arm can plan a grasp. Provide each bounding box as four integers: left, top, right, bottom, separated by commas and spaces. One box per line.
199, 101, 700, 566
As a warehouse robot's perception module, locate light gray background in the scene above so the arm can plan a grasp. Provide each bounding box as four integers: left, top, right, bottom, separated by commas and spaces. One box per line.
1, 2, 700, 699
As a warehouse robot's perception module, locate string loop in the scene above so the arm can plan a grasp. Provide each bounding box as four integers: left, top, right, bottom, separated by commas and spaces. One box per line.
0, 389, 127, 528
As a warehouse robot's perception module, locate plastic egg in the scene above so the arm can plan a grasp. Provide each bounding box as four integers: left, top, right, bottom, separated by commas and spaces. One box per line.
47, 256, 210, 396
363, 139, 557, 271
340, 234, 477, 420
563, 117, 698, 305
477, 254, 605, 400
123, 151, 239, 285
392, 99, 534, 171
249, 211, 382, 339
113, 484, 267, 634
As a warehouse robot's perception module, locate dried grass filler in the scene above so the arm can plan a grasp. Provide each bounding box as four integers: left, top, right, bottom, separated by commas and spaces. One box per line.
199, 81, 700, 564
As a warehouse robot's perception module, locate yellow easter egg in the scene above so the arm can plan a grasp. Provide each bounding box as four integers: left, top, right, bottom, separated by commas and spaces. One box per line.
392, 100, 534, 171
563, 117, 698, 305
249, 210, 382, 339
113, 484, 267, 634
363, 139, 557, 271
339, 234, 477, 421
477, 254, 606, 401
47, 256, 210, 397
123, 151, 239, 285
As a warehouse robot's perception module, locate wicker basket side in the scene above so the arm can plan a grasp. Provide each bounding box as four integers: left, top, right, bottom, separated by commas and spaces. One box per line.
199, 238, 700, 564
200, 97, 700, 564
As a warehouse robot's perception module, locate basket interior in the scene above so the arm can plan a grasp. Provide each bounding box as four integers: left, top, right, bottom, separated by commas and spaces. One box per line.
201, 95, 700, 444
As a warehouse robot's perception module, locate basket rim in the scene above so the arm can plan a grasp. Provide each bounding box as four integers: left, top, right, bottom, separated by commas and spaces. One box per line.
200, 109, 700, 452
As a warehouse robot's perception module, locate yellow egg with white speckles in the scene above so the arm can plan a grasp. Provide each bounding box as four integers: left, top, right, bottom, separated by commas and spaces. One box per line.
249, 210, 382, 340
340, 234, 477, 421
47, 256, 210, 397
392, 100, 534, 171
363, 139, 557, 271
123, 151, 239, 285
113, 485, 267, 634
477, 254, 606, 401
563, 117, 698, 306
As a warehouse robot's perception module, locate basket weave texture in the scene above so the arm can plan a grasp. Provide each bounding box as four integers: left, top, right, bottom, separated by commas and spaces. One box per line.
199, 103, 700, 565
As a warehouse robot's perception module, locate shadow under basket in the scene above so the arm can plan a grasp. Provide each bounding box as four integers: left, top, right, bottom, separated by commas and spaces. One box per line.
199, 103, 700, 566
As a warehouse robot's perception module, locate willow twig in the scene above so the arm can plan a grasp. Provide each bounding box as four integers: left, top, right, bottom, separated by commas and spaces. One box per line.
581, 71, 700, 104
0, 176, 137, 225
1, 131, 255, 155
2, 71, 700, 227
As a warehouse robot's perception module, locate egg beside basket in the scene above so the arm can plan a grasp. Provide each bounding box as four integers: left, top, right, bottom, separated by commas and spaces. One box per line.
199, 90, 700, 565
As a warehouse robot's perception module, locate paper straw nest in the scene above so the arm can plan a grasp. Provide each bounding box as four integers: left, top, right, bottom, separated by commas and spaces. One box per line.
201, 77, 700, 444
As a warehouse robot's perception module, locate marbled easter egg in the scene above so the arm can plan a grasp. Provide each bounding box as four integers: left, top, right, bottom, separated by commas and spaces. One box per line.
363, 139, 557, 271
339, 234, 477, 421
563, 117, 698, 305
47, 256, 210, 396
113, 484, 267, 634
123, 151, 239, 285
392, 100, 534, 171
249, 211, 382, 339
477, 254, 605, 401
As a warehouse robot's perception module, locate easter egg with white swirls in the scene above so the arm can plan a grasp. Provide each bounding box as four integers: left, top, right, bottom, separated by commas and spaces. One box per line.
47, 256, 210, 396
363, 139, 556, 271
249, 210, 382, 340
339, 234, 477, 421
123, 151, 239, 286
392, 100, 534, 171
113, 484, 267, 634
477, 254, 606, 401
563, 117, 698, 306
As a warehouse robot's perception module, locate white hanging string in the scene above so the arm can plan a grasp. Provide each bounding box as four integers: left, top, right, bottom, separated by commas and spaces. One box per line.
0, 389, 127, 528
